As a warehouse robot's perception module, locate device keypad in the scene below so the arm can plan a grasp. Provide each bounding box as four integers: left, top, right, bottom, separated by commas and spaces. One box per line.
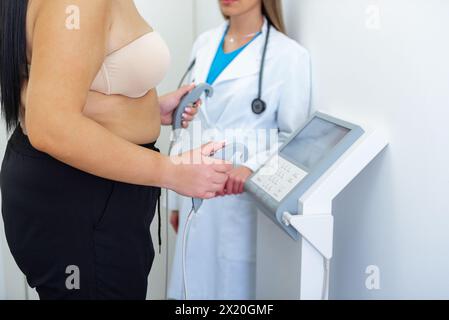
252, 156, 308, 202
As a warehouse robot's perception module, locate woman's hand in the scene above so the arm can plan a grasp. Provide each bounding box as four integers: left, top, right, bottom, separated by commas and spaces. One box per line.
219, 166, 253, 196
159, 84, 201, 128
169, 142, 233, 199
170, 210, 180, 233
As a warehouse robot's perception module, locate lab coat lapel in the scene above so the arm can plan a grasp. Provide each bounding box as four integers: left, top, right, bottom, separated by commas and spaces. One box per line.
212, 19, 268, 87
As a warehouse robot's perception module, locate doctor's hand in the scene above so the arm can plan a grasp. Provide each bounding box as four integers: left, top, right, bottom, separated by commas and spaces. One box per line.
170, 211, 180, 233
169, 142, 233, 199
219, 166, 253, 196
159, 84, 201, 128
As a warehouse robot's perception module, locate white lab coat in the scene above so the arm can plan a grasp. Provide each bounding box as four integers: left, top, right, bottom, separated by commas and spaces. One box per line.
167, 19, 311, 300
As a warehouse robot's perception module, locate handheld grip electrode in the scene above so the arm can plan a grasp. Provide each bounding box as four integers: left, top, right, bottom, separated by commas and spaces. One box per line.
172, 84, 214, 131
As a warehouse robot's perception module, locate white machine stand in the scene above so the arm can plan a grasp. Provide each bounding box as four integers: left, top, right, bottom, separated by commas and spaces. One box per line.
245, 112, 388, 300
282, 128, 388, 299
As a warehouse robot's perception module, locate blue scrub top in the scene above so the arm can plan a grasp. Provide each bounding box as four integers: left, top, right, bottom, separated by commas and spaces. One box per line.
206, 28, 261, 85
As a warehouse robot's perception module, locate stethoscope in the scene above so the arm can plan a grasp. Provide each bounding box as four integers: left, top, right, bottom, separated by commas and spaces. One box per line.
178, 22, 272, 115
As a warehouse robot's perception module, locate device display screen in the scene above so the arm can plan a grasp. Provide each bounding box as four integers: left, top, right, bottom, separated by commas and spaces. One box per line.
281, 117, 350, 170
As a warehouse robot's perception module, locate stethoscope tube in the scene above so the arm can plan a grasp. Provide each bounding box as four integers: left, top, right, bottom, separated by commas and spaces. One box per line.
178, 59, 197, 90
252, 22, 271, 115
179, 22, 271, 115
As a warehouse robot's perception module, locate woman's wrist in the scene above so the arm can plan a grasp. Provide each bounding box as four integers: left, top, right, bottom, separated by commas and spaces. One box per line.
156, 154, 181, 190
158, 94, 167, 111
159, 93, 179, 126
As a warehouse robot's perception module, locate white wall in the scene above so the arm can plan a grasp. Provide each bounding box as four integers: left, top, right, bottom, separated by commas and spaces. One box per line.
193, 0, 224, 35
0, 132, 27, 300
0, 199, 6, 299
260, 0, 449, 299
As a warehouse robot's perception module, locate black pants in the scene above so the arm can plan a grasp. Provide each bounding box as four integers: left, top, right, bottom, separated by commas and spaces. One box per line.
0, 127, 161, 300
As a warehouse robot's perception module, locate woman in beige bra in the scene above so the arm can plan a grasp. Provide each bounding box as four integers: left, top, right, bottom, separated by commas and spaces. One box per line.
0, 0, 231, 300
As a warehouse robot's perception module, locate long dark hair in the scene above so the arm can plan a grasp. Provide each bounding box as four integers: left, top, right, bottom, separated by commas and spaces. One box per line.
0, 0, 29, 131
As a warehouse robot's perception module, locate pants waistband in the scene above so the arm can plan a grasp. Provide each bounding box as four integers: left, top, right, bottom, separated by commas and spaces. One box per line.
9, 126, 159, 158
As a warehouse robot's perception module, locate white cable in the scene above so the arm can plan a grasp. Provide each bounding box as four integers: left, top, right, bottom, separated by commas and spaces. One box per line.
164, 188, 170, 299
322, 258, 331, 300
182, 205, 195, 300
169, 138, 196, 300
164, 140, 176, 299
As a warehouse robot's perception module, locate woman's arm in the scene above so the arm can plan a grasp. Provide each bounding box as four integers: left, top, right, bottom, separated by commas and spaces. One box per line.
25, 0, 230, 198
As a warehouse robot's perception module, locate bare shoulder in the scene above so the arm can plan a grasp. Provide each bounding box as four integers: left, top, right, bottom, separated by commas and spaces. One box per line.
28, 0, 113, 62
27, 0, 115, 96
36, 0, 112, 13
31, 0, 112, 32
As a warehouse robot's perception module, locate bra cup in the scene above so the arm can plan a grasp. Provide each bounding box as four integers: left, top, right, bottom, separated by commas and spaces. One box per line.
91, 32, 170, 98
91, 64, 111, 95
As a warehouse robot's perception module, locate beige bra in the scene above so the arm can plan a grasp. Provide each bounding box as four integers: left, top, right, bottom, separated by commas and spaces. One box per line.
20, 31, 170, 134
91, 31, 171, 98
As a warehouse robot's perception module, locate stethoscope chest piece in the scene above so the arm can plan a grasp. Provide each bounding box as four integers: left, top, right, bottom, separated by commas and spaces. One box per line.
252, 98, 266, 115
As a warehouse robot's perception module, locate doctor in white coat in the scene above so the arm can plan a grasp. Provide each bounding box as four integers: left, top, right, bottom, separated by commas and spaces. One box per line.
168, 0, 311, 300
